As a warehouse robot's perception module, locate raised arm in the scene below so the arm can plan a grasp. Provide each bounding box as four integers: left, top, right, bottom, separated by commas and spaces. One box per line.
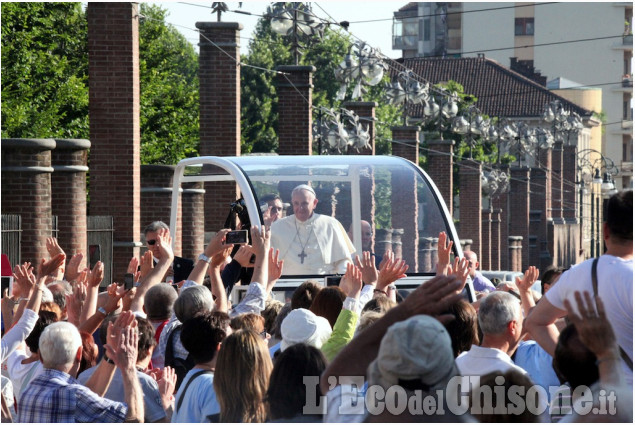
515, 265, 539, 317
209, 246, 233, 313
436, 231, 453, 276
45, 237, 66, 281
81, 261, 104, 324
187, 229, 231, 285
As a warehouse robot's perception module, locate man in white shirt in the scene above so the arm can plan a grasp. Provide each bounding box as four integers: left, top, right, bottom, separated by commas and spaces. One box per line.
271, 185, 354, 275
456, 291, 527, 377
526, 190, 633, 385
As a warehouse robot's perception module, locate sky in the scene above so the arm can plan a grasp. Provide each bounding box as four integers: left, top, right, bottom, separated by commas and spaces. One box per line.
149, 1, 402, 58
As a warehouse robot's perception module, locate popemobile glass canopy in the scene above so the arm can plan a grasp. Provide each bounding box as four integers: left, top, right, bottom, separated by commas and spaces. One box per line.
170, 155, 463, 279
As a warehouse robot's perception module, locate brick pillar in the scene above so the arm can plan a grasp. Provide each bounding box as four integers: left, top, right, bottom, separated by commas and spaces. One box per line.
375, 229, 392, 256
508, 236, 523, 272
491, 209, 501, 271
276, 65, 315, 155
197, 22, 242, 232
427, 140, 455, 217
551, 141, 563, 220
51, 139, 90, 260
141, 165, 182, 256
88, 3, 141, 281
419, 237, 433, 272
460, 239, 473, 252
391, 126, 419, 164
481, 209, 492, 271
1, 139, 56, 264
459, 160, 482, 260
390, 126, 419, 271
181, 182, 205, 261
491, 164, 510, 270
509, 167, 530, 270
391, 229, 404, 260
342, 101, 377, 155
531, 148, 553, 270
562, 144, 578, 222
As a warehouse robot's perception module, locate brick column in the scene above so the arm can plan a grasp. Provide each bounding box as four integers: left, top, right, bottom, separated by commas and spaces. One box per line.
197, 22, 242, 232
375, 229, 392, 256
459, 160, 482, 260
460, 239, 473, 252
508, 236, 523, 272
1, 139, 56, 264
427, 140, 455, 217
491, 209, 502, 271
509, 167, 530, 270
491, 164, 510, 270
481, 209, 492, 271
51, 139, 90, 259
562, 144, 578, 222
141, 165, 182, 256
391, 126, 419, 164
88, 3, 141, 281
391, 229, 404, 260
390, 126, 419, 271
181, 182, 205, 261
342, 101, 377, 155
276, 65, 315, 155
419, 237, 433, 272
551, 141, 563, 220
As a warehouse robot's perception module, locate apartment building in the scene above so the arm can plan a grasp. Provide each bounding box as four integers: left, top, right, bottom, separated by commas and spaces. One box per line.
393, 2, 633, 190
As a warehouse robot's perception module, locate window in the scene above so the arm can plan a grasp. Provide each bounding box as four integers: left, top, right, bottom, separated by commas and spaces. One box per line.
515, 18, 534, 36
424, 18, 431, 41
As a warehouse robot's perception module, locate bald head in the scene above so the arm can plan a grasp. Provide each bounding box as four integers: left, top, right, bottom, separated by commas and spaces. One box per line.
463, 250, 479, 278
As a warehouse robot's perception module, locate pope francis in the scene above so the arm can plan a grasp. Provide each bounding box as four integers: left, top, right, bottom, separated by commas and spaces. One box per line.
270, 184, 355, 275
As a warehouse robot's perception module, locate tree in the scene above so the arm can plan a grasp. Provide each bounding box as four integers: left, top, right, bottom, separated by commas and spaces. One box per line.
138, 4, 199, 164
1, 2, 89, 138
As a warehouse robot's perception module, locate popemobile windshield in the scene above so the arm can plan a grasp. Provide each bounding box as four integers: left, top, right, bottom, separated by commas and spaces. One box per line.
169, 155, 474, 302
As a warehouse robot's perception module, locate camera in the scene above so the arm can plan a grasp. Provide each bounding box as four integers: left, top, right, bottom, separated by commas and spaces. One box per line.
225, 229, 249, 245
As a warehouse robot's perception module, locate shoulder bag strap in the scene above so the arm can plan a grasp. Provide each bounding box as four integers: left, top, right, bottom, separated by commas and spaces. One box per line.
176, 370, 214, 412
591, 257, 633, 370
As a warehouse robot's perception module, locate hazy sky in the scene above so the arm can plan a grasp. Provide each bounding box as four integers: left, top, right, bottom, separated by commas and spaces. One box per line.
150, 1, 402, 58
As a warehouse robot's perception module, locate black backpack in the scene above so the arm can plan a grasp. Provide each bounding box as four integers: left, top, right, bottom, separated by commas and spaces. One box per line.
164, 324, 195, 391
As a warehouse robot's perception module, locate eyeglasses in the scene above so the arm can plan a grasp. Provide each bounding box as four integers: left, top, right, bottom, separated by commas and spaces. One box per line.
270, 207, 283, 212
259, 330, 270, 339
146, 240, 156, 246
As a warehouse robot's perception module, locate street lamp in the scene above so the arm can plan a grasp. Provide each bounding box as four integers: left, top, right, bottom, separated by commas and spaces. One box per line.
383, 70, 430, 125
313, 107, 370, 155
334, 41, 387, 100
450, 104, 490, 158
268, 2, 325, 65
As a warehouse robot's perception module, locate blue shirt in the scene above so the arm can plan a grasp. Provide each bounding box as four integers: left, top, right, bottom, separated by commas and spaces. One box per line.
513, 340, 561, 402
17, 368, 127, 423
471, 271, 496, 292
172, 368, 219, 423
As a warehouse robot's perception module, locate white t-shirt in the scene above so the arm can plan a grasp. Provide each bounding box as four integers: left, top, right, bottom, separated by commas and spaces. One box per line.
546, 255, 633, 384
6, 349, 43, 401
456, 345, 528, 377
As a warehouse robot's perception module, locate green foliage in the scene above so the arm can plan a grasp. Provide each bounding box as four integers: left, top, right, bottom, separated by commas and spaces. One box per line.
138, 4, 199, 164
1, 2, 89, 138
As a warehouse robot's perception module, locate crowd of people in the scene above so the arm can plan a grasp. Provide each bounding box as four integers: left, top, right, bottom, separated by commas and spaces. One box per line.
0, 188, 632, 423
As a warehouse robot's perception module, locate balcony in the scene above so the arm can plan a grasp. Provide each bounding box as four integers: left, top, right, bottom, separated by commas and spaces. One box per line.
393, 35, 418, 50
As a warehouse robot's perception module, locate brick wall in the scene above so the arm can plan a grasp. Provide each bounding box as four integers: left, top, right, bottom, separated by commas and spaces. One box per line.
87, 3, 141, 282
197, 22, 242, 232
491, 165, 510, 270
551, 141, 563, 220
508, 236, 523, 272
459, 160, 482, 260
1, 139, 56, 264
52, 139, 90, 260
181, 182, 205, 261
276, 65, 315, 155
490, 209, 502, 270
562, 144, 578, 221
391, 126, 419, 164
427, 140, 454, 217
481, 209, 492, 270
342, 101, 377, 155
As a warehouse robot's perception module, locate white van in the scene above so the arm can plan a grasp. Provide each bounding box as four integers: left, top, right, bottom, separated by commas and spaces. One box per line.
169, 155, 475, 303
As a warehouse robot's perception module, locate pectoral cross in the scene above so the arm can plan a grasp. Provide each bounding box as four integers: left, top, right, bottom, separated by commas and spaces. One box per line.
298, 249, 307, 264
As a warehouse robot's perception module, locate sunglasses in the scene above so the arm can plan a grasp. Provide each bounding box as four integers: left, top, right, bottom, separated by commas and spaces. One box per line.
270, 207, 283, 212
146, 240, 156, 246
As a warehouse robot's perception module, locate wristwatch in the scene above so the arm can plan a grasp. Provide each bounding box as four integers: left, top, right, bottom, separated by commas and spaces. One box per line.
198, 253, 212, 264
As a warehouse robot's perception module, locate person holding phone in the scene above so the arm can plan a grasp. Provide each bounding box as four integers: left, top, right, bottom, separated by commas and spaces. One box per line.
143, 221, 194, 283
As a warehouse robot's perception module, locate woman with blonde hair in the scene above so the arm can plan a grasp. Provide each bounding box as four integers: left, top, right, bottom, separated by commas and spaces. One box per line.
213, 329, 273, 422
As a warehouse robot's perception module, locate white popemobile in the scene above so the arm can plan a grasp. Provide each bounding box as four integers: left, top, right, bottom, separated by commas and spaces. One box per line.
168, 155, 475, 303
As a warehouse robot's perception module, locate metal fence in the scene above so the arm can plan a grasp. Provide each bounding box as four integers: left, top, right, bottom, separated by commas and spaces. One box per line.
1, 215, 21, 267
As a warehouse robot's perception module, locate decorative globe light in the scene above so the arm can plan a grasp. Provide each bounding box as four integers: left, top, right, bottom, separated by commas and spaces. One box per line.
451, 116, 469, 134
423, 97, 440, 119
271, 10, 293, 35
441, 94, 458, 119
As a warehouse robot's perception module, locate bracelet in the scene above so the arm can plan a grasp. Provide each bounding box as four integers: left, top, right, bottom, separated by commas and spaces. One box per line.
373, 289, 387, 296
103, 355, 115, 365
18, 297, 29, 303
97, 307, 108, 316
198, 253, 212, 264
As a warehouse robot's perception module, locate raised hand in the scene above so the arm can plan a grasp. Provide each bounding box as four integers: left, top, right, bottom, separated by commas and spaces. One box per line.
157, 366, 177, 409
104, 311, 137, 368
103, 283, 126, 314
156, 228, 174, 263
449, 257, 470, 292
355, 251, 378, 286
37, 254, 66, 281
46, 237, 66, 259
377, 254, 408, 291
13, 262, 35, 297
267, 247, 284, 285
436, 231, 453, 274
66, 279, 88, 326
87, 261, 104, 288
233, 245, 255, 268
250, 225, 270, 257
127, 257, 139, 275
205, 229, 232, 258
65, 253, 85, 282
139, 250, 154, 280
515, 265, 539, 294
210, 246, 233, 269
339, 262, 363, 299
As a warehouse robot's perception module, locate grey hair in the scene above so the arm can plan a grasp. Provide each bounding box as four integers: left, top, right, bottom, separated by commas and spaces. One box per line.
144, 283, 178, 321
39, 322, 82, 369
144, 221, 169, 235
47, 280, 73, 310
291, 184, 316, 198
478, 291, 522, 335
173, 285, 214, 323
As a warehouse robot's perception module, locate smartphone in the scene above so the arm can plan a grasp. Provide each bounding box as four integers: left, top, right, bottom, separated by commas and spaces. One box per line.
89, 244, 101, 269
225, 229, 248, 245
123, 273, 134, 290
325, 275, 342, 287
1, 276, 12, 296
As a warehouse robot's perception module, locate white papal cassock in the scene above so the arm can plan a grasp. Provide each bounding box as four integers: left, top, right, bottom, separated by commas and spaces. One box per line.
270, 213, 355, 275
